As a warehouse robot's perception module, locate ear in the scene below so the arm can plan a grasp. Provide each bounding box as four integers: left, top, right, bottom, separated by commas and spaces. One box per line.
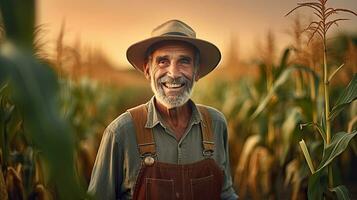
194, 74, 200, 82
194, 66, 200, 82
143, 62, 151, 80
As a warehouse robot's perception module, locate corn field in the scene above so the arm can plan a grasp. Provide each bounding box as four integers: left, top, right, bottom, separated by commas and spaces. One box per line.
0, 0, 356, 199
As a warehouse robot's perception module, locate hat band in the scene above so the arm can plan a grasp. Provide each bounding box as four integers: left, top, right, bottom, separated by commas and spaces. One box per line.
160, 32, 192, 37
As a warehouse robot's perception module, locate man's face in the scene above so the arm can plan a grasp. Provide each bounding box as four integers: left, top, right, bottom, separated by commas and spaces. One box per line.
144, 41, 199, 108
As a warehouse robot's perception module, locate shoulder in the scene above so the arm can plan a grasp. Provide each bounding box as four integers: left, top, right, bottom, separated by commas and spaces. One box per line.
107, 111, 134, 132
104, 111, 135, 141
196, 104, 227, 126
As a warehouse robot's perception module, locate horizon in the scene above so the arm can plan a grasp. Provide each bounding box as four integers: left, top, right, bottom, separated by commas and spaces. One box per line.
37, 0, 357, 68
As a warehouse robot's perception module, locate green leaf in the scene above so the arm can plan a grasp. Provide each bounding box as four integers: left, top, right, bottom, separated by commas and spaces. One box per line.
0, 0, 35, 48
320, 110, 326, 138
1, 41, 85, 199
330, 185, 350, 200
299, 139, 315, 174
308, 170, 327, 200
281, 107, 302, 165
315, 130, 357, 173
250, 65, 318, 119
0, 1, 88, 198
274, 47, 291, 79
300, 122, 326, 145
0, 83, 7, 94
279, 47, 291, 68
330, 74, 357, 120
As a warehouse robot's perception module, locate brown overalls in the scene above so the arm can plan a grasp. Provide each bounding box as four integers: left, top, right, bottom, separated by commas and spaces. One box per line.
128, 104, 224, 200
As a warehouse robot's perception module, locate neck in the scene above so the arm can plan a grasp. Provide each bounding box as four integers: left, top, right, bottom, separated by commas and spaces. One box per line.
154, 98, 191, 127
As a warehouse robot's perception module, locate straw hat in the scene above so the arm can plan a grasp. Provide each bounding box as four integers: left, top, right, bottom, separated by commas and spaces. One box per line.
126, 19, 221, 78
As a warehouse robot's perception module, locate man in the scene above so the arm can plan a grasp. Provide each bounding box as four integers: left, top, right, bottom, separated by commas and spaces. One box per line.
88, 19, 238, 200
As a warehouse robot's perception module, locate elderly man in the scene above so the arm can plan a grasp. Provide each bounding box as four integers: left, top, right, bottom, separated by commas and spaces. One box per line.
88, 19, 238, 200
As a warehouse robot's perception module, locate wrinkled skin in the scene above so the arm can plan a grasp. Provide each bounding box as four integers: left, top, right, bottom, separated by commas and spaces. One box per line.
143, 41, 200, 140
144, 41, 199, 109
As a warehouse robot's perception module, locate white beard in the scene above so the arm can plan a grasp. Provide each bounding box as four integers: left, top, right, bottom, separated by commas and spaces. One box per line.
150, 75, 195, 109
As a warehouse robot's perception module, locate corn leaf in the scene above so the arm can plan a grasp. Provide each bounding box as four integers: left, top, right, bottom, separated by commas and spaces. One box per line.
315, 130, 357, 173
0, 42, 86, 199
274, 47, 291, 79
330, 185, 350, 200
320, 110, 326, 140
299, 139, 315, 173
300, 122, 326, 145
279, 47, 291, 68
330, 74, 357, 121
281, 107, 302, 165
0, 0, 35, 48
250, 65, 318, 119
308, 170, 327, 200
236, 135, 261, 173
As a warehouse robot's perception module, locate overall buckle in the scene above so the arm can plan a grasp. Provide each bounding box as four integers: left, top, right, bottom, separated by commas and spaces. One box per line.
141, 153, 156, 166
202, 149, 214, 157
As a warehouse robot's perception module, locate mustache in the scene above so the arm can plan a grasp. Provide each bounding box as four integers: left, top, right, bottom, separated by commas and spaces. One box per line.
158, 75, 190, 85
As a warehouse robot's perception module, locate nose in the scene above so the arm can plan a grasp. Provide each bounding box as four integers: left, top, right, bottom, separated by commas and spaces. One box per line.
166, 62, 180, 78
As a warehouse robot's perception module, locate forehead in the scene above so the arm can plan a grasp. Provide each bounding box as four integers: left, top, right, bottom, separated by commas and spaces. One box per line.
149, 41, 196, 57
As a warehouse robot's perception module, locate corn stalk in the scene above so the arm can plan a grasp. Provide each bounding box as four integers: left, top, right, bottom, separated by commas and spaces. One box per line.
286, 0, 357, 199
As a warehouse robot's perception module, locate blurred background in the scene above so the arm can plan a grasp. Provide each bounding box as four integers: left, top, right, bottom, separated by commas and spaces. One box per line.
1, 0, 357, 199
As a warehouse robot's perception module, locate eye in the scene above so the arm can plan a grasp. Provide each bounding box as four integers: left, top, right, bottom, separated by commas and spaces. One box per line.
157, 58, 169, 66
180, 58, 191, 64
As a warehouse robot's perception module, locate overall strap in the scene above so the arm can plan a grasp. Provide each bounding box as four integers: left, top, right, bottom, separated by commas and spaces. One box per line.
128, 104, 156, 157
197, 105, 215, 156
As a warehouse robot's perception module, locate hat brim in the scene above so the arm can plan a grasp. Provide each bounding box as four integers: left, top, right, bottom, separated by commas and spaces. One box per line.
126, 35, 221, 78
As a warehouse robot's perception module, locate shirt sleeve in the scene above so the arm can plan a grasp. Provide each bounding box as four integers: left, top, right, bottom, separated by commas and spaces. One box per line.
220, 118, 239, 200
87, 126, 122, 200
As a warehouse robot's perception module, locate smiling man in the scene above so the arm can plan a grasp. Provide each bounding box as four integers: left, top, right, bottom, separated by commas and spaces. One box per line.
88, 19, 238, 200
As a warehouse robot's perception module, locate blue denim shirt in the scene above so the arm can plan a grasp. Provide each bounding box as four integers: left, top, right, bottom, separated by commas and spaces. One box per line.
88, 97, 238, 199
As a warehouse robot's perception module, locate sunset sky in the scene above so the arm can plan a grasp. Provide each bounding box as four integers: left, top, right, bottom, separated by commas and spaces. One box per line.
37, 0, 357, 68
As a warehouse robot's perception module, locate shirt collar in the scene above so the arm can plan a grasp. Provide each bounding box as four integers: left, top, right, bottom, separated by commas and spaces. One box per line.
145, 96, 203, 129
